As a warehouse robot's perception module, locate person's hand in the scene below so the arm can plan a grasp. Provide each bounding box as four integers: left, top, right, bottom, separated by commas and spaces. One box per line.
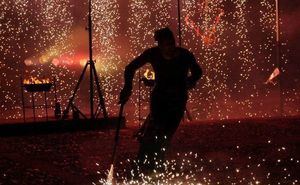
141, 77, 155, 87
119, 87, 132, 104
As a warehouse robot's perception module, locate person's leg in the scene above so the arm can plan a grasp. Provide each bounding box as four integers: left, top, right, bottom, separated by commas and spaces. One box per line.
136, 95, 186, 174
136, 121, 162, 174
159, 102, 186, 159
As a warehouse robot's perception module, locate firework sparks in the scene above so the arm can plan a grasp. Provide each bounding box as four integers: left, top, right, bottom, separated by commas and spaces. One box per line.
0, 0, 299, 120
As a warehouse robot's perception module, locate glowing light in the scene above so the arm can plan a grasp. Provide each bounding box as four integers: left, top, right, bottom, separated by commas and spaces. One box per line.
143, 69, 155, 80
23, 77, 50, 85
0, 0, 298, 121
264, 67, 280, 85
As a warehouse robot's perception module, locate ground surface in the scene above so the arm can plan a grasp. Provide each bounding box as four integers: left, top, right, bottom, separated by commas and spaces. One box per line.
0, 117, 299, 185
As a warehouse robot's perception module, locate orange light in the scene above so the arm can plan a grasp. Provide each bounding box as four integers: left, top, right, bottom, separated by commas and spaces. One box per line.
23, 77, 50, 85
265, 68, 280, 85
144, 69, 155, 80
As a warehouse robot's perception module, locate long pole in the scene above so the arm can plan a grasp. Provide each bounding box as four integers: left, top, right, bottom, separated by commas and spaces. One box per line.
88, 0, 94, 119
138, 70, 141, 124
177, 0, 182, 46
107, 103, 125, 183
275, 0, 283, 116
20, 77, 26, 123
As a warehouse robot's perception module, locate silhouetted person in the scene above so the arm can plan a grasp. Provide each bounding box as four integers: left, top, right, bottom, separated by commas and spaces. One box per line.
119, 27, 202, 174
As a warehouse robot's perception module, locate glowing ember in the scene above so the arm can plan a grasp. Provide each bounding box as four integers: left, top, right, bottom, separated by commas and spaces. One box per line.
264, 67, 280, 85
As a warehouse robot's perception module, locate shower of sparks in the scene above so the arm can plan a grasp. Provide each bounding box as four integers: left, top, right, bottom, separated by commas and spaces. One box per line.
94, 147, 300, 185
0, 0, 299, 120
0, 0, 74, 119
92, 0, 121, 113
126, 0, 176, 122
181, 0, 296, 119
184, 8, 224, 45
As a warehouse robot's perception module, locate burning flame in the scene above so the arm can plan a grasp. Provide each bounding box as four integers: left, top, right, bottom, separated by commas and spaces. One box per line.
143, 69, 155, 80
23, 77, 50, 85
264, 68, 280, 85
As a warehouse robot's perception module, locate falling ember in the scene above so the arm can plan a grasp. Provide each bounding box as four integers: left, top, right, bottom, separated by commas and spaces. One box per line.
52, 58, 60, 67
24, 59, 33, 66
264, 68, 280, 85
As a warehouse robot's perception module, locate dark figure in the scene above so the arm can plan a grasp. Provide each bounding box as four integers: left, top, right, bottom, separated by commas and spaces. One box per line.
119, 27, 202, 174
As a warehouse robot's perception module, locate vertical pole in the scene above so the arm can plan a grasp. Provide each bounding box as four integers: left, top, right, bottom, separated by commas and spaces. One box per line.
32, 92, 36, 122
89, 0, 94, 119
21, 77, 26, 123
138, 70, 141, 125
90, 65, 94, 119
54, 77, 58, 103
275, 0, 283, 117
62, 62, 89, 119
178, 0, 192, 121
92, 64, 108, 119
177, 0, 182, 47
44, 91, 48, 121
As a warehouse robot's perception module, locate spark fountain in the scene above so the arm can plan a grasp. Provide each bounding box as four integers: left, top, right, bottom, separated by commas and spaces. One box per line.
0, 0, 298, 121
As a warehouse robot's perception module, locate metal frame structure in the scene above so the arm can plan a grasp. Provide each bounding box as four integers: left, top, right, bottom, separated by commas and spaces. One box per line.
21, 77, 58, 122
62, 0, 108, 120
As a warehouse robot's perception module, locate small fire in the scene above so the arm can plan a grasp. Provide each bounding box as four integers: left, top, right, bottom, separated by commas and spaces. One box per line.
143, 69, 155, 80
23, 77, 50, 85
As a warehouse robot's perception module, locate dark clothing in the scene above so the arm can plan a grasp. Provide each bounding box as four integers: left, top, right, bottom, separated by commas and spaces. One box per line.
124, 47, 201, 96
124, 46, 202, 172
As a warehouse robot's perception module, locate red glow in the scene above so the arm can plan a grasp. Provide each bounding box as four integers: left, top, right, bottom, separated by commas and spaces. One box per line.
185, 9, 224, 45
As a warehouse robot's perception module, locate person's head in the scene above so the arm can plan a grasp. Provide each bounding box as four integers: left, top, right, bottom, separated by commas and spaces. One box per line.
154, 27, 176, 53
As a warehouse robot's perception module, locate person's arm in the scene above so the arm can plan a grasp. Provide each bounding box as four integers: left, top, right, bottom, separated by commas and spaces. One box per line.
187, 52, 202, 89
119, 50, 150, 104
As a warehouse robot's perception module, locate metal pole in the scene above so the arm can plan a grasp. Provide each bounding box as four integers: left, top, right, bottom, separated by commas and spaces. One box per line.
31, 92, 36, 122
62, 62, 89, 119
54, 77, 58, 103
275, 0, 283, 117
20, 77, 26, 123
62, 0, 108, 120
138, 70, 141, 124
177, 0, 182, 47
44, 91, 48, 121
88, 0, 94, 119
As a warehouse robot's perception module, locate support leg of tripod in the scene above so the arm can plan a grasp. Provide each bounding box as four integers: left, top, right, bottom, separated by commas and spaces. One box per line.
91, 62, 108, 119
71, 103, 88, 119
89, 60, 94, 119
62, 62, 89, 120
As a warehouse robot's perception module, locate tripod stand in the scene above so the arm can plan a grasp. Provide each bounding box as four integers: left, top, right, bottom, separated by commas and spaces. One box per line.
62, 0, 108, 120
